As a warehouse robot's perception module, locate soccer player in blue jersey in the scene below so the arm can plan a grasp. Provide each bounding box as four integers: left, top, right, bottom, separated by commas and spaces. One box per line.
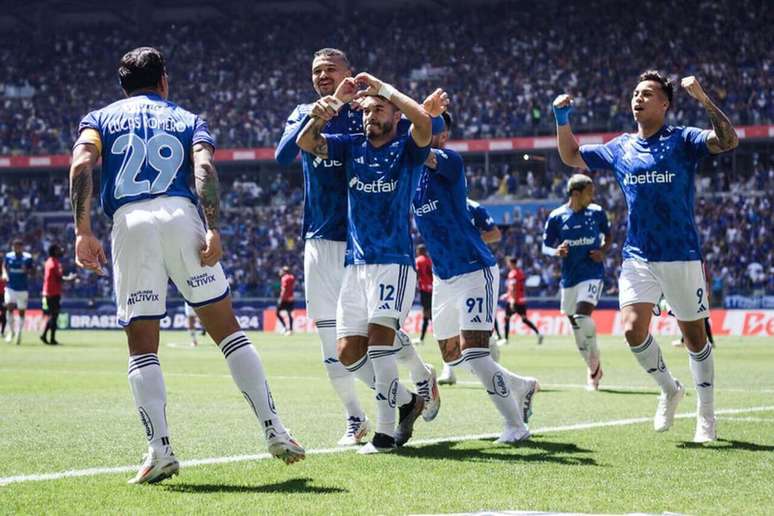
276, 48, 438, 446
542, 174, 611, 391
297, 73, 439, 453
553, 71, 738, 442
413, 112, 539, 442
3, 238, 34, 345
71, 47, 304, 483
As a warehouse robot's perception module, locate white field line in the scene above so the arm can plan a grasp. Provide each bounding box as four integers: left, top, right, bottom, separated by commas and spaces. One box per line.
1, 405, 773, 487
2, 368, 774, 394
719, 416, 774, 423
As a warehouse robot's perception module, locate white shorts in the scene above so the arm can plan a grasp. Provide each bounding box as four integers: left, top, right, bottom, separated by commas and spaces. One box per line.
111, 196, 229, 327
336, 263, 416, 339
4, 288, 28, 310
432, 265, 499, 341
304, 239, 346, 323
560, 279, 603, 316
619, 259, 708, 321
183, 303, 196, 318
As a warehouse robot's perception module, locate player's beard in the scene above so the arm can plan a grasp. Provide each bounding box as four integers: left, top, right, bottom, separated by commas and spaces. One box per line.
366, 120, 393, 138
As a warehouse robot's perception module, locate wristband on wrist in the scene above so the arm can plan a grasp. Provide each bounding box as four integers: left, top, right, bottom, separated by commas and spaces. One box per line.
552, 104, 572, 126
328, 97, 345, 111
378, 83, 397, 100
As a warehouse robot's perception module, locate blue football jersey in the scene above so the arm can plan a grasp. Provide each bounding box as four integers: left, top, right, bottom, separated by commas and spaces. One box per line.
276, 103, 363, 241
580, 125, 710, 262
326, 132, 429, 266
75, 93, 215, 218
543, 203, 610, 288
467, 199, 496, 232
413, 149, 497, 280
4, 251, 33, 291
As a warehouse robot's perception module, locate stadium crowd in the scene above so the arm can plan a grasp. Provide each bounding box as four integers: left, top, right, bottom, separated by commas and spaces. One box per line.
0, 0, 771, 156
2, 167, 771, 304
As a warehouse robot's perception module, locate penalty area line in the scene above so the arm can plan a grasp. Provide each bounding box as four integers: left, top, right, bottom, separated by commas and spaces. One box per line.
1, 404, 773, 487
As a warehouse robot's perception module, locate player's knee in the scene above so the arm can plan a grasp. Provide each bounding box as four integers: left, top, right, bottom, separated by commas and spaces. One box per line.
336, 337, 366, 366
622, 321, 648, 346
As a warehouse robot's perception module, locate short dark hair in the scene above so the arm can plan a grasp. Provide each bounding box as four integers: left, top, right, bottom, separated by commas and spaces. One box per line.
313, 48, 351, 69
118, 47, 166, 94
638, 70, 673, 107
441, 112, 454, 133
12, 238, 23, 246
48, 244, 61, 257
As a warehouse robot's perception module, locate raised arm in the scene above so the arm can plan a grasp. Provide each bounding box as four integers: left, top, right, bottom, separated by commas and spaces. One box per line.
193, 142, 224, 266
69, 142, 106, 274
552, 94, 588, 169
680, 76, 739, 154
296, 115, 331, 159
355, 73, 432, 146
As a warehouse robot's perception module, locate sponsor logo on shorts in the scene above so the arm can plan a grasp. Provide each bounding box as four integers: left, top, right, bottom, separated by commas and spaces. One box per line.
138, 407, 154, 440
127, 290, 160, 306
187, 273, 216, 288
492, 372, 509, 398
388, 379, 399, 408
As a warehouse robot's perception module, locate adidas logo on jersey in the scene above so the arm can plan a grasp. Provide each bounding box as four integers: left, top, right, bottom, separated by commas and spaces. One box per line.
622, 170, 676, 185
348, 176, 398, 193
313, 156, 343, 168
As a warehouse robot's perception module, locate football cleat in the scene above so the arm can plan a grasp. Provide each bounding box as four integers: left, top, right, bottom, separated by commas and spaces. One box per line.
587, 361, 603, 391
693, 412, 717, 443
438, 363, 456, 386
654, 380, 685, 432
337, 416, 370, 446
495, 424, 531, 444
395, 393, 425, 446
537, 334, 544, 346
497, 338, 508, 346
358, 432, 396, 454
267, 432, 306, 464
671, 338, 684, 348
128, 448, 179, 485
511, 376, 540, 425
417, 365, 440, 422
4, 332, 12, 343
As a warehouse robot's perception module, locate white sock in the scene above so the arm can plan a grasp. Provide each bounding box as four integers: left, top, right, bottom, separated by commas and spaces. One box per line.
344, 353, 375, 390
688, 342, 714, 413
462, 347, 523, 426
395, 330, 431, 384
18, 315, 25, 335
630, 334, 678, 395
448, 354, 474, 374
572, 314, 599, 368
368, 345, 412, 437
127, 353, 171, 453
188, 328, 197, 340
7, 312, 15, 334
319, 326, 363, 419
218, 331, 287, 440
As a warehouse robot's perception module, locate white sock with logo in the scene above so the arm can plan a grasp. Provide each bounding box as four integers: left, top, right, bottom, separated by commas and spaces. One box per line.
318, 326, 364, 420
461, 347, 522, 426
218, 331, 288, 441
395, 330, 431, 384
571, 314, 599, 368
630, 334, 678, 395
127, 353, 171, 454
368, 345, 412, 437
688, 342, 715, 413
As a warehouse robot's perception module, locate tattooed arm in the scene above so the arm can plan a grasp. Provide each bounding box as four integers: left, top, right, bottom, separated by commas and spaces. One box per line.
296, 114, 330, 159
69, 143, 106, 274
680, 76, 739, 154
192, 142, 223, 266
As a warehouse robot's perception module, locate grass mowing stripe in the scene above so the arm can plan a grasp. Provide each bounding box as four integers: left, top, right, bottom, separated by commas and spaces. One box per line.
3, 404, 772, 487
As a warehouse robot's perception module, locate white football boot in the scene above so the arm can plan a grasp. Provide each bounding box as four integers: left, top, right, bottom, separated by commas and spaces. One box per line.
654, 380, 685, 432
128, 447, 179, 485
267, 431, 306, 464
337, 416, 370, 446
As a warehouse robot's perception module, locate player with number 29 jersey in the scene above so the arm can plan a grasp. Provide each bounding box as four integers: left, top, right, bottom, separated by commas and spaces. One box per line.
76, 94, 214, 218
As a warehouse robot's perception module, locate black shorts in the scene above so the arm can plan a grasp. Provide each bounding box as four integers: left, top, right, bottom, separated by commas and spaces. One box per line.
43, 295, 61, 315
277, 300, 294, 312
506, 302, 527, 317
420, 291, 432, 313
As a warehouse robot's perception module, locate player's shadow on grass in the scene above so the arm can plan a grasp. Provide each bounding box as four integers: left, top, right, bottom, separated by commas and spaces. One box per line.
597, 388, 659, 396
678, 438, 774, 452
164, 477, 347, 494
398, 437, 599, 466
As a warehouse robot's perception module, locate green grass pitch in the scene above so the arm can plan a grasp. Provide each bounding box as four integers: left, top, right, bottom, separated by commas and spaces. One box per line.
1, 330, 772, 515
